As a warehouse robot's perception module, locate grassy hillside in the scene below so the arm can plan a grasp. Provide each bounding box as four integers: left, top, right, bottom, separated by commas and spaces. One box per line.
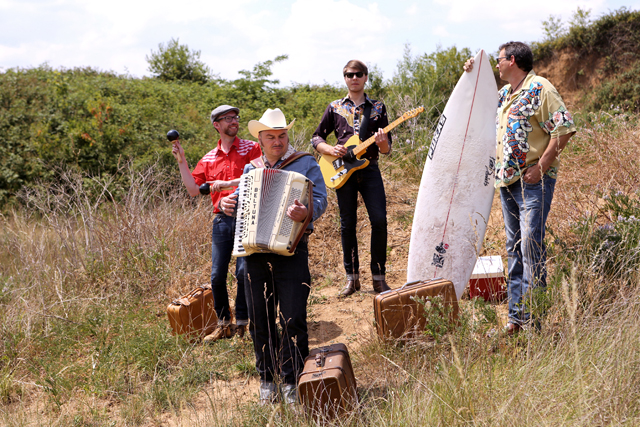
1, 106, 639, 427
533, 7, 640, 112
0, 65, 344, 207
2, 7, 640, 426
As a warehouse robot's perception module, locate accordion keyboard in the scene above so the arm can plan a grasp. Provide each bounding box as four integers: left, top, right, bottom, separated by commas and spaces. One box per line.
232, 168, 310, 257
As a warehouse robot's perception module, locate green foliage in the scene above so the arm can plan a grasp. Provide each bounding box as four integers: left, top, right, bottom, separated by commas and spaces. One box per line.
389, 44, 472, 124
584, 59, 640, 112
146, 38, 212, 83
569, 6, 592, 29
542, 15, 566, 42
0, 60, 342, 207
413, 295, 457, 343
533, 7, 640, 66
380, 44, 478, 182
581, 190, 640, 280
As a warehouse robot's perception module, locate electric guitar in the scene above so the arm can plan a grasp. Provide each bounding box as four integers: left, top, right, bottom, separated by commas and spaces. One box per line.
318, 106, 425, 189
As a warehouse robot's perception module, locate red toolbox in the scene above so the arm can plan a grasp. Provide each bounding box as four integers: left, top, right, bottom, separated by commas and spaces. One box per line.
469, 256, 506, 302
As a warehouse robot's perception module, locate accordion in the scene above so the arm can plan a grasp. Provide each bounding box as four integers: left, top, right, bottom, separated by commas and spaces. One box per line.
232, 168, 313, 257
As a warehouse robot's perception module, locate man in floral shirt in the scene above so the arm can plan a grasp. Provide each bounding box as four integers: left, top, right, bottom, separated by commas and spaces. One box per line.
465, 42, 576, 334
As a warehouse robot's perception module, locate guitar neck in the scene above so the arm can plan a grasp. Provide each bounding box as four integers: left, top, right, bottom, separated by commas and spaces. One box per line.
352, 110, 421, 156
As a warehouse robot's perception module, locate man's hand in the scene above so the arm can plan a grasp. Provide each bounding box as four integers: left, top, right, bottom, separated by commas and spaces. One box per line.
332, 144, 347, 158
219, 194, 238, 216
522, 166, 542, 184
317, 141, 346, 158
374, 129, 390, 154
209, 180, 233, 192
287, 199, 308, 222
171, 141, 186, 164
463, 57, 474, 73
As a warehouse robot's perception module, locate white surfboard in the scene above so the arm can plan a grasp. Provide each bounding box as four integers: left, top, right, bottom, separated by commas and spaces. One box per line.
407, 50, 498, 299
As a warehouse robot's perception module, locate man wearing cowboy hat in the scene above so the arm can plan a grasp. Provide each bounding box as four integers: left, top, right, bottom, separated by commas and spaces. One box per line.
220, 108, 327, 405
171, 105, 262, 342
312, 59, 392, 296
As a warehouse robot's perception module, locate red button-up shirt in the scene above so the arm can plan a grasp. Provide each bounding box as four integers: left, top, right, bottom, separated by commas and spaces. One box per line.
191, 137, 262, 213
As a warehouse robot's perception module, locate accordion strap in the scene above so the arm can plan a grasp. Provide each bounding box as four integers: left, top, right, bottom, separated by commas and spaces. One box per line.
250, 151, 313, 170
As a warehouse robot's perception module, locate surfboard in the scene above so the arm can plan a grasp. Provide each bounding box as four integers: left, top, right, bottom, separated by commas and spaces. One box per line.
407, 49, 498, 300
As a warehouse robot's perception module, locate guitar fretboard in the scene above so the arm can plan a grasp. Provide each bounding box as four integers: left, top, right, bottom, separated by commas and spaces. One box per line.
353, 107, 425, 156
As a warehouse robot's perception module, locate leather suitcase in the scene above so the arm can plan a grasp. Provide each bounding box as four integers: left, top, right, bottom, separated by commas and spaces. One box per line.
373, 278, 459, 340
298, 343, 358, 419
167, 285, 217, 341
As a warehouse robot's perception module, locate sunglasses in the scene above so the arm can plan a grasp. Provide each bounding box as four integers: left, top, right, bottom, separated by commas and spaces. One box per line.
344, 72, 365, 79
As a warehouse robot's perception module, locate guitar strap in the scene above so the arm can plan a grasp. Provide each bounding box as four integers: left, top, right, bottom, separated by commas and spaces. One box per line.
358, 102, 372, 142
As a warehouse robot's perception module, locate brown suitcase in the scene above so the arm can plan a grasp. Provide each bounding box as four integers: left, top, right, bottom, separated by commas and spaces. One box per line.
167, 285, 217, 341
373, 278, 459, 340
298, 343, 358, 419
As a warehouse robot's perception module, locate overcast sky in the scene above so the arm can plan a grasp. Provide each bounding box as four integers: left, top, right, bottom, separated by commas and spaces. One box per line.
1, 0, 637, 87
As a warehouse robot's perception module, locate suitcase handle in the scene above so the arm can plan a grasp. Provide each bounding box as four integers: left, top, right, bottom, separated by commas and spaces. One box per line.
399, 277, 443, 291
171, 285, 209, 306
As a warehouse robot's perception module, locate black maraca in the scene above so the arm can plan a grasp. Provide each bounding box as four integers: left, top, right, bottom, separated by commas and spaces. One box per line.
167, 129, 182, 163
167, 129, 179, 142
199, 183, 211, 195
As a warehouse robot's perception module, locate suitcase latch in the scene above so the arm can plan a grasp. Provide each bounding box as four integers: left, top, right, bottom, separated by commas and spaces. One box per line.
315, 353, 326, 368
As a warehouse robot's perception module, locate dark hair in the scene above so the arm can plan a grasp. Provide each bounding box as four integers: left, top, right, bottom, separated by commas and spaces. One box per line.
343, 60, 368, 76
499, 41, 533, 72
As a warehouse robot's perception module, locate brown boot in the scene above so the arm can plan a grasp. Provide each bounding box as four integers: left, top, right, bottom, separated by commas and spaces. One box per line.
203, 323, 233, 343
372, 279, 391, 293
339, 278, 361, 297
235, 323, 248, 339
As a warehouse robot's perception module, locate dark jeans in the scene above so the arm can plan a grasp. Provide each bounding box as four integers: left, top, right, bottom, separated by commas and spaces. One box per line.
244, 240, 310, 385
500, 176, 556, 324
336, 162, 387, 276
211, 214, 247, 322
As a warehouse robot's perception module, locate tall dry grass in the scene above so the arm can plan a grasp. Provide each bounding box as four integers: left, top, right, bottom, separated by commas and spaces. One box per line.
1, 112, 640, 426
0, 164, 258, 425
260, 111, 640, 426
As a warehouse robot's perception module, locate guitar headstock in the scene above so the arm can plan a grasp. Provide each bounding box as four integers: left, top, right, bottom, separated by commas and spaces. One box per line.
400, 106, 425, 120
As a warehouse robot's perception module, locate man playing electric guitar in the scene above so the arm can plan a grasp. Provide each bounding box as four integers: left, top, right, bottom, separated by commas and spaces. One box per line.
311, 59, 392, 296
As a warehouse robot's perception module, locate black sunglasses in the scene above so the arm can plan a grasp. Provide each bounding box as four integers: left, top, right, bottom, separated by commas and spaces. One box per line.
344, 72, 365, 78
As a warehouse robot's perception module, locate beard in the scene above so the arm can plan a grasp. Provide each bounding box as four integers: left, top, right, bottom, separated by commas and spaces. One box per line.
223, 125, 238, 138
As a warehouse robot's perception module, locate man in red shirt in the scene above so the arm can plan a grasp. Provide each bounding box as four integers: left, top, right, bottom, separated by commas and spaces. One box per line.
172, 105, 262, 342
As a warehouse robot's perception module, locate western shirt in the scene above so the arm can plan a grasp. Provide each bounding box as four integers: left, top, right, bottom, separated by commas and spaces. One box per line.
311, 94, 392, 160
191, 137, 262, 213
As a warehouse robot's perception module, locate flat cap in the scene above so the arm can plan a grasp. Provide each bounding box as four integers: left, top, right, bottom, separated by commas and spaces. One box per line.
210, 105, 239, 123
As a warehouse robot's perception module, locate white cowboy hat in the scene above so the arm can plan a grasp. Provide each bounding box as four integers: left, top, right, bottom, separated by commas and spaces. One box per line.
248, 108, 295, 138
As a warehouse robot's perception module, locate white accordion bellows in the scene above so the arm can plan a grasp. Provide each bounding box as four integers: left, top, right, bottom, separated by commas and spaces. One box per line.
232, 168, 312, 257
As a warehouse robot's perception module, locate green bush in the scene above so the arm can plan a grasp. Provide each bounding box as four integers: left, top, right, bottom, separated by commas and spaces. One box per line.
0, 63, 343, 208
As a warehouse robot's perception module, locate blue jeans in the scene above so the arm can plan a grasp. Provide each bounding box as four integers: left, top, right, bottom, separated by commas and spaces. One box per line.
244, 240, 310, 385
500, 177, 556, 324
211, 214, 247, 323
335, 163, 387, 276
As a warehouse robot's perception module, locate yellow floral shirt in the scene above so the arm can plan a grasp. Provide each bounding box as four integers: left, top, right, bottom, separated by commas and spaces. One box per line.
495, 71, 576, 187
